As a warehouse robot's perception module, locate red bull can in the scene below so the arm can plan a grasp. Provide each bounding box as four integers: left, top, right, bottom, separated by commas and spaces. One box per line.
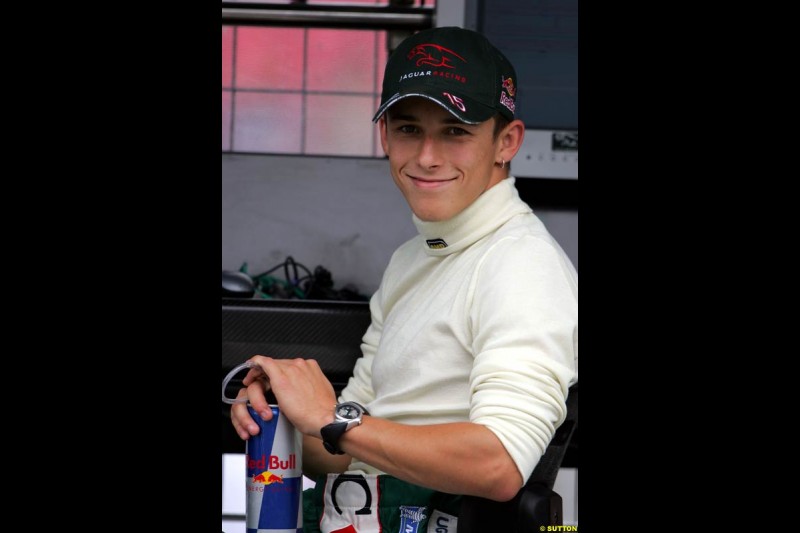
246, 405, 303, 532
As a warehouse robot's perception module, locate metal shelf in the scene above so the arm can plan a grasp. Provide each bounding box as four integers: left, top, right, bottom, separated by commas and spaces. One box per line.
221, 2, 434, 30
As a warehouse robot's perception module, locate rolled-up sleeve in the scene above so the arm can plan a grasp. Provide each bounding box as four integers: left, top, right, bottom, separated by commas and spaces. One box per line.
469, 235, 578, 483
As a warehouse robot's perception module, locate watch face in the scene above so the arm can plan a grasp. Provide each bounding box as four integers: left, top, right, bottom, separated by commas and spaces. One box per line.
335, 402, 362, 420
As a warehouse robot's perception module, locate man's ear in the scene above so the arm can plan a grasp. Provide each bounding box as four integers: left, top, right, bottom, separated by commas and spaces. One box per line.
378, 117, 389, 156
496, 119, 525, 164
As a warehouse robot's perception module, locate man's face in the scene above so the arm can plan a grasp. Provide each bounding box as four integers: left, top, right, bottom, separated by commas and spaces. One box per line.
379, 97, 504, 222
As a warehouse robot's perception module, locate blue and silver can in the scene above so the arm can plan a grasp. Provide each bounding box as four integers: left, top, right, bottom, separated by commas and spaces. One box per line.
246, 405, 303, 532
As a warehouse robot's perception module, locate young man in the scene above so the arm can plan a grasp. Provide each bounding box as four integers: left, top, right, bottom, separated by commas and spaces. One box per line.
231, 26, 578, 532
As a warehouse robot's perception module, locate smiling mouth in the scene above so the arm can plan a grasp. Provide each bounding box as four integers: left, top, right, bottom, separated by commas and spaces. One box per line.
408, 176, 457, 189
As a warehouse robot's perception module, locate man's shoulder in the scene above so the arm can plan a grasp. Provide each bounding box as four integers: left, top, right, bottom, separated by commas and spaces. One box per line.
489, 211, 554, 245
484, 214, 575, 272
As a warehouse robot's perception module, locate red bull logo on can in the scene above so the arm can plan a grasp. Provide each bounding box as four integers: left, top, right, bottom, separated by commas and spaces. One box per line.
247, 453, 297, 472
246, 454, 297, 493
244, 405, 303, 530
252, 470, 284, 485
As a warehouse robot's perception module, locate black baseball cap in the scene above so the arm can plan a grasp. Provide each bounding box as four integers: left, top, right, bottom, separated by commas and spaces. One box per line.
372, 26, 518, 124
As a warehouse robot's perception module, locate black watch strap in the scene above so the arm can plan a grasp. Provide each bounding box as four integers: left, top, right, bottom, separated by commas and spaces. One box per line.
321, 422, 349, 455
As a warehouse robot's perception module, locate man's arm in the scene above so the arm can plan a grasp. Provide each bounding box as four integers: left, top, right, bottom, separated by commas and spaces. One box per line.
236, 356, 522, 502
302, 434, 352, 478
336, 417, 523, 502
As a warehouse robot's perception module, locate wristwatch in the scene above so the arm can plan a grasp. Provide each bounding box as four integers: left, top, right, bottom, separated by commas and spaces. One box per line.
320, 401, 370, 455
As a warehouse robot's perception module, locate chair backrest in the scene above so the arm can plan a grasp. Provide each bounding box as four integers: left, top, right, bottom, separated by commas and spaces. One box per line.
529, 383, 578, 489
457, 384, 578, 532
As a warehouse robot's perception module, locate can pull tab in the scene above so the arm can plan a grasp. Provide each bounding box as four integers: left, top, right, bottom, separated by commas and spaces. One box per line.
221, 361, 256, 405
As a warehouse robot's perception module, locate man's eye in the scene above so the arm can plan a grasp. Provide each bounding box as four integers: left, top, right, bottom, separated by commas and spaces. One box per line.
398, 125, 418, 134
447, 127, 469, 136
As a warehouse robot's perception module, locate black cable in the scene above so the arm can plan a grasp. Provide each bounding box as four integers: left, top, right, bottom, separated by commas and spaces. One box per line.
283, 256, 315, 297
253, 257, 310, 282
296, 274, 315, 298
252, 261, 287, 279
284, 256, 313, 280
249, 256, 327, 299
283, 256, 298, 287
300, 262, 313, 276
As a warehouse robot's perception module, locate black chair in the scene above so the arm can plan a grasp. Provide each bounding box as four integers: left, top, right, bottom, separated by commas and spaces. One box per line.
457, 383, 578, 532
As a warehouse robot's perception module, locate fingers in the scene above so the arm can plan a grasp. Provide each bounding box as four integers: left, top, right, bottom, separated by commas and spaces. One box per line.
247, 380, 274, 423
230, 366, 276, 439
236, 355, 336, 437
230, 388, 258, 440
241, 362, 266, 386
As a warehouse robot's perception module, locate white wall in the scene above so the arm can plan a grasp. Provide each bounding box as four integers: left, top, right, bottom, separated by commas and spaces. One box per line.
223, 153, 415, 296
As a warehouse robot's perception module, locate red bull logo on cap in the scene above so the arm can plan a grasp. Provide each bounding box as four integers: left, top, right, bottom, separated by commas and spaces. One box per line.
500, 76, 516, 114
502, 76, 516, 96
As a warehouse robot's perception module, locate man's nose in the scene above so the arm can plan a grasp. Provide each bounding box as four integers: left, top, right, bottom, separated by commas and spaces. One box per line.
416, 135, 443, 170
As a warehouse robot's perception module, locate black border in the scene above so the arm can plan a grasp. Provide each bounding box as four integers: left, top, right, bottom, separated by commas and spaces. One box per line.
515, 177, 578, 210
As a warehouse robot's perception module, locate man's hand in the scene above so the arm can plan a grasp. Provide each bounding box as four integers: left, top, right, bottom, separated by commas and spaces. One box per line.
230, 356, 337, 440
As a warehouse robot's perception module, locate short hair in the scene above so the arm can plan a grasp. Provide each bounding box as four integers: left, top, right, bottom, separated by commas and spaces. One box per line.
492, 113, 510, 140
